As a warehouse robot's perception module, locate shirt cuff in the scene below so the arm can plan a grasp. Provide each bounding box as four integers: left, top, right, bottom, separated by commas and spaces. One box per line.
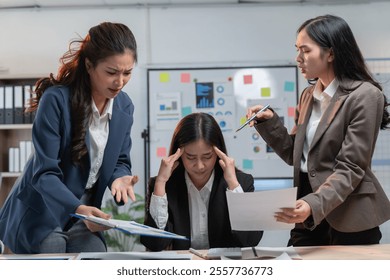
227, 184, 244, 193
150, 193, 169, 230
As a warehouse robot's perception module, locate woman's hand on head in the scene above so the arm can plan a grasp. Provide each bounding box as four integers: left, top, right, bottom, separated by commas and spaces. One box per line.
154, 148, 183, 196
213, 146, 239, 190
75, 205, 112, 232
111, 175, 139, 204
247, 104, 273, 126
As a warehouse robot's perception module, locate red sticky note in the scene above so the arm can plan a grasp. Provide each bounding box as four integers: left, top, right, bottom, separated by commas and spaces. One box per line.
157, 147, 167, 157
288, 107, 295, 117
181, 73, 191, 83
243, 75, 253, 84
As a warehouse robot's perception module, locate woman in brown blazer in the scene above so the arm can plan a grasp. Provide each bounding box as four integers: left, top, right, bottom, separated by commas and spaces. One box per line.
247, 15, 390, 246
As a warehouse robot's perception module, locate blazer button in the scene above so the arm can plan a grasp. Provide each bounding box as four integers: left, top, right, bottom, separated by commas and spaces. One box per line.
310, 171, 316, 177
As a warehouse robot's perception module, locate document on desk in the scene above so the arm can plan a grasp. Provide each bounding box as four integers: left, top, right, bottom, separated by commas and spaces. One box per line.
241, 246, 301, 260
71, 213, 188, 240
226, 187, 297, 230
76, 251, 193, 260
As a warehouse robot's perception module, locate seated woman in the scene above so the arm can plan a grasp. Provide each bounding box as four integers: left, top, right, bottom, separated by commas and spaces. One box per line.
141, 112, 263, 251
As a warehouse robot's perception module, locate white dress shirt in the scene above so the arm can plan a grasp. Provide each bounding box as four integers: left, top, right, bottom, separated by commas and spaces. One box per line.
150, 170, 243, 249
301, 79, 339, 172
85, 98, 113, 189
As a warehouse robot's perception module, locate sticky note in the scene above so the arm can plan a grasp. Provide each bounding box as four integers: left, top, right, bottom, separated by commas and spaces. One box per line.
182, 106, 192, 116
181, 73, 191, 83
284, 81, 295, 92
261, 87, 271, 97
243, 75, 253, 84
243, 159, 253, 169
160, 73, 170, 83
288, 107, 295, 117
157, 147, 167, 157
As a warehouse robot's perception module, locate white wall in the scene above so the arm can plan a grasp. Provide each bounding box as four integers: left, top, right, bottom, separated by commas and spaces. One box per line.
1, 2, 390, 247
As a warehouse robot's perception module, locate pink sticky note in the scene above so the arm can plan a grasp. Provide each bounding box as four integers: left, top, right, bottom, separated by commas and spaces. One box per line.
288, 107, 295, 117
243, 75, 253, 84
157, 147, 167, 157
181, 73, 191, 83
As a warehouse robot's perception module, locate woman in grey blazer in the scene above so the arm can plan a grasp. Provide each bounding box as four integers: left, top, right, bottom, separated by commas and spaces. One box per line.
0, 22, 139, 254
247, 15, 390, 246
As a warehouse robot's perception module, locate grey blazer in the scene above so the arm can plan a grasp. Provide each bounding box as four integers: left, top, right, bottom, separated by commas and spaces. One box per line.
255, 79, 390, 232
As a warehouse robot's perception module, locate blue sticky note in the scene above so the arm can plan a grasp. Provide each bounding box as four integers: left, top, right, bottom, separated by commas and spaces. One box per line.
182, 106, 192, 117
284, 81, 295, 92
243, 159, 253, 169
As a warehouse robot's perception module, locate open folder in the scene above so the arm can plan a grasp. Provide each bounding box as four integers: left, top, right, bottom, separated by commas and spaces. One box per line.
71, 213, 188, 240
226, 187, 297, 230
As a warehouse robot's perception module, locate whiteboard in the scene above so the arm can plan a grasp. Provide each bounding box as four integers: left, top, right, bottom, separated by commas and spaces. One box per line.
147, 66, 298, 179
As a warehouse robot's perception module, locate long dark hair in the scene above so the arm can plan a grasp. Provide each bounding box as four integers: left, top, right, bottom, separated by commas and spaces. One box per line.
169, 112, 227, 173
298, 14, 389, 129
27, 22, 137, 165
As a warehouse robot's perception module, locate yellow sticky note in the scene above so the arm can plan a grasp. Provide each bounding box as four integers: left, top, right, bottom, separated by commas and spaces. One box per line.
261, 87, 271, 97
240, 116, 247, 125
160, 73, 170, 83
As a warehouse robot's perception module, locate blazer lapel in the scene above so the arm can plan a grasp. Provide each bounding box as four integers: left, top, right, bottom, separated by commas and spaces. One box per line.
169, 169, 191, 239
294, 87, 314, 164
310, 80, 356, 150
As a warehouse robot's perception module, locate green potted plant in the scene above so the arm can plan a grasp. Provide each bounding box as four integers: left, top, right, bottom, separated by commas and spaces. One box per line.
101, 193, 145, 252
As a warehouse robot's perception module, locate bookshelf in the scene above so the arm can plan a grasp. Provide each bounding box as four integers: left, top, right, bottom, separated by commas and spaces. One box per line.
0, 124, 33, 207
0, 78, 37, 208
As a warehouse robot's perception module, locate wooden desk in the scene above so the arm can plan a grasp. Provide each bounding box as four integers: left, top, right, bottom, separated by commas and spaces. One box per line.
295, 244, 390, 260
1, 244, 390, 260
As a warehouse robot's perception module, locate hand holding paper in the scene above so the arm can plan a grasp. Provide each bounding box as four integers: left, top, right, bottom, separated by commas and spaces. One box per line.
226, 187, 297, 230
275, 199, 312, 224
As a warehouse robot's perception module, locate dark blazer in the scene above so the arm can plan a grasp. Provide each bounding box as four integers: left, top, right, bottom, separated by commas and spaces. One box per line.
255, 79, 390, 232
0, 85, 134, 253
141, 166, 263, 251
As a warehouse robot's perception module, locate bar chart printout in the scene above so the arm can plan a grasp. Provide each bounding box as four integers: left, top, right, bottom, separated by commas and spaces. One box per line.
196, 82, 214, 108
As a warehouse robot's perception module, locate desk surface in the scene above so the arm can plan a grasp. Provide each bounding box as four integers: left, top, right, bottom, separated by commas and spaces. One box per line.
295, 244, 390, 260
1, 244, 390, 260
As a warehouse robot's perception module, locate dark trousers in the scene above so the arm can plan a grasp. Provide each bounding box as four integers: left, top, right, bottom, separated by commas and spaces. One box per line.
288, 172, 382, 247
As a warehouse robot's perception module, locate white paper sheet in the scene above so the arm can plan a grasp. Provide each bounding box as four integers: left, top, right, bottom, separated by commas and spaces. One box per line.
241, 246, 301, 260
226, 187, 297, 230
76, 252, 193, 260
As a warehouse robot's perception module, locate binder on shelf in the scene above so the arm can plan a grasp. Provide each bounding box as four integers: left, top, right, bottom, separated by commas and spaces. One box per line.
30, 84, 36, 122
8, 147, 15, 172
23, 85, 32, 124
26, 140, 33, 160
14, 85, 24, 124
14, 147, 20, 172
8, 147, 20, 172
19, 140, 27, 172
0, 86, 4, 124
4, 86, 13, 124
